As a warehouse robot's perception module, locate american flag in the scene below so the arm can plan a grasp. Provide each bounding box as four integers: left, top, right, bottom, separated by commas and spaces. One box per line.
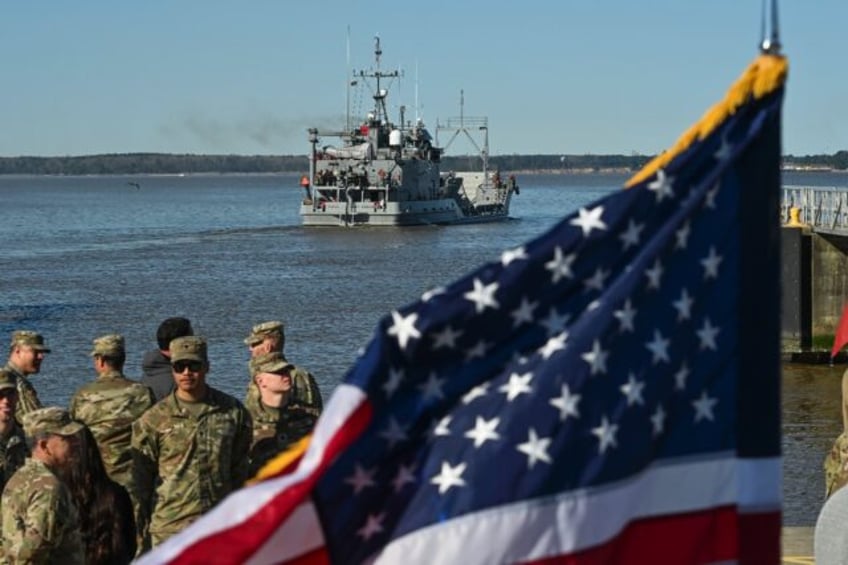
139, 53, 785, 565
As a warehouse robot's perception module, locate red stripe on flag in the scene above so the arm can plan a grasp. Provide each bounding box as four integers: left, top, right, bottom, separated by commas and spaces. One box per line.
738, 510, 782, 564
521, 506, 779, 565
168, 400, 373, 565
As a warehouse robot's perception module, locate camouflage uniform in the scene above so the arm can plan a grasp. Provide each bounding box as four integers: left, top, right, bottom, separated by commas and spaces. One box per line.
131, 386, 253, 548
243, 321, 323, 415
248, 398, 319, 476
0, 424, 27, 493
825, 431, 848, 498
0, 370, 26, 493
3, 363, 42, 423
1, 459, 84, 564
5, 331, 50, 423
2, 407, 85, 564
247, 352, 320, 476
69, 370, 154, 491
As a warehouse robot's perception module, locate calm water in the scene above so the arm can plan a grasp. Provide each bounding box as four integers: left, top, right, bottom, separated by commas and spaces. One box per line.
0, 170, 846, 525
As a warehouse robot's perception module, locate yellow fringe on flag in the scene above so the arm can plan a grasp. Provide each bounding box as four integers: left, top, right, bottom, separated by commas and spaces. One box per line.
248, 434, 312, 485
626, 53, 788, 188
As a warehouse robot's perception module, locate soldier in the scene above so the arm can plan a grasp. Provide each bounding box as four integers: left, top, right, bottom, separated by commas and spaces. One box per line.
69, 334, 154, 494
131, 336, 252, 549
243, 320, 323, 417
1, 407, 84, 563
0, 369, 27, 492
4, 330, 50, 421
140, 317, 194, 401
247, 352, 321, 476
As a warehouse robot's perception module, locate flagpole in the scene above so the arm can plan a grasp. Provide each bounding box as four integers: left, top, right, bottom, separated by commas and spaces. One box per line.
760, 0, 781, 54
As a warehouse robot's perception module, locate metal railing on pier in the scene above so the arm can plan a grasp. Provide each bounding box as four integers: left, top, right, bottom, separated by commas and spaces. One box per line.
782, 185, 848, 234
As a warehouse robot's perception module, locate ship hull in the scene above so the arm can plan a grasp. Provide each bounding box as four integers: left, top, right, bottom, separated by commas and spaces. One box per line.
299, 198, 511, 227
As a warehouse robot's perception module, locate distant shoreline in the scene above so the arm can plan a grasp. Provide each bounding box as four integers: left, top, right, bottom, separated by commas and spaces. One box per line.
2, 153, 845, 176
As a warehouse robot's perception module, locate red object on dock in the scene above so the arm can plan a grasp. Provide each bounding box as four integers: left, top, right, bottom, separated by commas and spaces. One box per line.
831, 303, 848, 358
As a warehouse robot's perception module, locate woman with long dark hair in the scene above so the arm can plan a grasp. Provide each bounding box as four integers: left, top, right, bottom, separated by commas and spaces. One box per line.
65, 425, 137, 564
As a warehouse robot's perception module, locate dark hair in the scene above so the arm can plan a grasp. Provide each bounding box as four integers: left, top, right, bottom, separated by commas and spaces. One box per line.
156, 317, 193, 350
96, 352, 126, 368
65, 426, 137, 565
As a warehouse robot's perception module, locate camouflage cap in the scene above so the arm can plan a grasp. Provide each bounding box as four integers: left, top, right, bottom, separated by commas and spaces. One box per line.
244, 320, 284, 346
22, 407, 83, 438
0, 369, 16, 391
90, 334, 125, 357
11, 330, 51, 353
169, 335, 208, 363
251, 351, 294, 375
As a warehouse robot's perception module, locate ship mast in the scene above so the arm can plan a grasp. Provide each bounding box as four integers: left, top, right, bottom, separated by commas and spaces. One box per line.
355, 36, 400, 126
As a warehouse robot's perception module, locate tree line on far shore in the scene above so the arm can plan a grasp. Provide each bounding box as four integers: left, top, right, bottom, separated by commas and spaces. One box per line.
0, 151, 844, 175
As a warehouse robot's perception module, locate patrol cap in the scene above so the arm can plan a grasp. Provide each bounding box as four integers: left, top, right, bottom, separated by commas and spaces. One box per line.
0, 369, 16, 392
169, 336, 208, 364
252, 351, 294, 375
90, 334, 125, 357
11, 330, 51, 353
244, 320, 284, 346
22, 407, 83, 438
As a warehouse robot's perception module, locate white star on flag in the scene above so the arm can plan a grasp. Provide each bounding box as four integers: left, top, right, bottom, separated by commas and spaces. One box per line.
387, 310, 421, 350
581, 339, 608, 375
620, 374, 645, 406
549, 384, 580, 421
431, 461, 467, 494
392, 463, 417, 493
510, 297, 538, 327
431, 325, 463, 349
696, 318, 720, 350
465, 416, 501, 448
545, 247, 576, 283
516, 428, 552, 468
464, 278, 500, 313
382, 367, 404, 398
701, 247, 723, 279
693, 391, 718, 422
418, 372, 446, 402
619, 219, 644, 250
499, 372, 533, 401
647, 169, 674, 202
357, 512, 386, 540
591, 416, 618, 454
345, 464, 377, 494
614, 299, 637, 333
570, 205, 607, 237
645, 330, 671, 364
672, 288, 694, 321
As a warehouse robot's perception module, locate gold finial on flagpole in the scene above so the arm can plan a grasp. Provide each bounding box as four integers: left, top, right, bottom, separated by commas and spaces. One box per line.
760, 0, 781, 54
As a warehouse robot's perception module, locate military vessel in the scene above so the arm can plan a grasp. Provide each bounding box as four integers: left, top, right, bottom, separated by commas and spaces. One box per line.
299, 37, 518, 227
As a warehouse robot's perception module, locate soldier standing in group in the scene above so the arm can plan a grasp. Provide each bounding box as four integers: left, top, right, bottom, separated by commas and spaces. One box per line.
131, 336, 252, 550
1, 407, 85, 563
69, 334, 154, 495
243, 320, 323, 417
0, 377, 24, 557
0, 369, 27, 493
140, 317, 194, 402
4, 330, 50, 421
247, 352, 321, 476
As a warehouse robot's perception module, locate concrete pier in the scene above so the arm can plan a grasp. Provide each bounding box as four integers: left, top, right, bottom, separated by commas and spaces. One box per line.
782, 226, 848, 349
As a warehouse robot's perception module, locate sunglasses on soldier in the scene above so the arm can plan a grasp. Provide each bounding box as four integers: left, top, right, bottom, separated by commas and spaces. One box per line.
172, 360, 203, 373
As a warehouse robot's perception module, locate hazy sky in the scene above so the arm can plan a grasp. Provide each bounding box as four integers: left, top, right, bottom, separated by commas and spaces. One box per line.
0, 1, 841, 157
